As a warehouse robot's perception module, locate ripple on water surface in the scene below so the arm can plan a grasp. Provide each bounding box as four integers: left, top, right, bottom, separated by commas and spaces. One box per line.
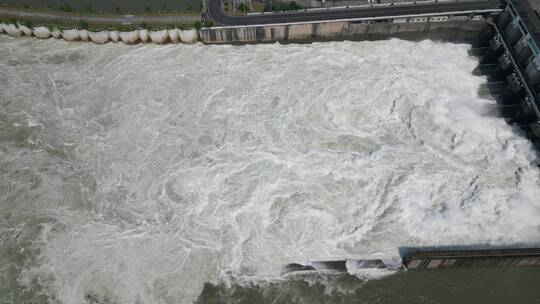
0, 36, 539, 304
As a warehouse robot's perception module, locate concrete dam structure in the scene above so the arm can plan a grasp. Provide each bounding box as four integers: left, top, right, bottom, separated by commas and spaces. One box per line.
404, 248, 540, 270
2, 0, 540, 278
475, 0, 540, 149
199, 0, 502, 43
199, 16, 494, 44
281, 248, 540, 277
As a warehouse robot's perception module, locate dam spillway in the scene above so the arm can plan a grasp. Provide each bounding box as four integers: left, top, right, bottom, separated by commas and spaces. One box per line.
2, 36, 540, 303
473, 0, 540, 150
1, 1, 540, 303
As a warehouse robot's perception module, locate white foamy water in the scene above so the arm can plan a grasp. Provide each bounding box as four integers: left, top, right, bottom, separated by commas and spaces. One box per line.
1, 36, 539, 303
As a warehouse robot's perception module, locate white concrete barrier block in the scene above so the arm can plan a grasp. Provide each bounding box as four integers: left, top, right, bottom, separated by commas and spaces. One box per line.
62, 29, 80, 41
150, 29, 169, 44
89, 30, 110, 44
119, 30, 139, 44
179, 29, 198, 44
138, 29, 149, 43
169, 28, 180, 43
18, 24, 33, 36
79, 29, 89, 41
33, 26, 52, 39
5, 24, 23, 37
109, 30, 120, 42
52, 28, 61, 38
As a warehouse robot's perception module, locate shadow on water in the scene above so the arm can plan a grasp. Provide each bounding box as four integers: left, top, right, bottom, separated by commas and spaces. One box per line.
196, 266, 540, 304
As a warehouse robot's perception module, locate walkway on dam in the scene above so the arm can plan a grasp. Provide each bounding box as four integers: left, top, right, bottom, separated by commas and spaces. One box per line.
206, 0, 501, 26
0, 8, 200, 25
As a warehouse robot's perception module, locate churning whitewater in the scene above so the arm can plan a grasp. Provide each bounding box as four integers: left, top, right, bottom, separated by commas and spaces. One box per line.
1, 36, 540, 303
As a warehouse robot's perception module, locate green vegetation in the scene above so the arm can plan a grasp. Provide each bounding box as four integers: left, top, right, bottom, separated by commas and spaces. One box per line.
237, 2, 247, 13
0, 1, 203, 32
289, 1, 301, 10
0, 16, 198, 32
194, 20, 213, 30
2, 2, 203, 15
271, 0, 301, 11
58, 3, 73, 12
78, 19, 88, 29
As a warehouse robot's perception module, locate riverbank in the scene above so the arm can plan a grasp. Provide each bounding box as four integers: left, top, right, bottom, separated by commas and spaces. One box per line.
0, 22, 199, 44
0, 0, 202, 14
0, 7, 202, 31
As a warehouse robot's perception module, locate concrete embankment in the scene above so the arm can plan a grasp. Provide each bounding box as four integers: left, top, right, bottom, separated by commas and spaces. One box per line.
0, 23, 199, 44
199, 15, 494, 44
404, 248, 540, 270
1, 11, 496, 45
281, 248, 540, 276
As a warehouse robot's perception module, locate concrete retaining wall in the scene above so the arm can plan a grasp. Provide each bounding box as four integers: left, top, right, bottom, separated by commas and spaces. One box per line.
404, 248, 540, 270
1, 14, 493, 45
200, 16, 492, 44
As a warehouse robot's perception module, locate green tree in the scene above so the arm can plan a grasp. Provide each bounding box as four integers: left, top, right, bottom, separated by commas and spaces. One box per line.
114, 7, 121, 14
145, 6, 152, 12
61, 3, 73, 12
85, 4, 92, 12
289, 1, 300, 10
238, 2, 247, 13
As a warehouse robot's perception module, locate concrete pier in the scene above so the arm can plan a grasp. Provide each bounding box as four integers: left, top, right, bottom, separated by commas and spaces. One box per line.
477, 0, 540, 146
404, 248, 540, 270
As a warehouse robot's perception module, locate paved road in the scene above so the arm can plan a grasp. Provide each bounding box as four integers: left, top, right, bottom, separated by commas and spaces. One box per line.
206, 0, 501, 25
0, 8, 200, 25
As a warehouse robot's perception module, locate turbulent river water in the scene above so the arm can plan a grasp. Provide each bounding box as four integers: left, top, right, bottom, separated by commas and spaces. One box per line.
1, 36, 540, 304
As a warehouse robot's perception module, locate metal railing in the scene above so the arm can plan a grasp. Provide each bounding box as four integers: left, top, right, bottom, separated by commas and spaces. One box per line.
505, 0, 540, 55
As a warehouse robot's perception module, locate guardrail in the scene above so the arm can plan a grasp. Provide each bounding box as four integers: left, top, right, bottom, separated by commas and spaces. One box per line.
505, 0, 540, 56
207, 8, 500, 29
